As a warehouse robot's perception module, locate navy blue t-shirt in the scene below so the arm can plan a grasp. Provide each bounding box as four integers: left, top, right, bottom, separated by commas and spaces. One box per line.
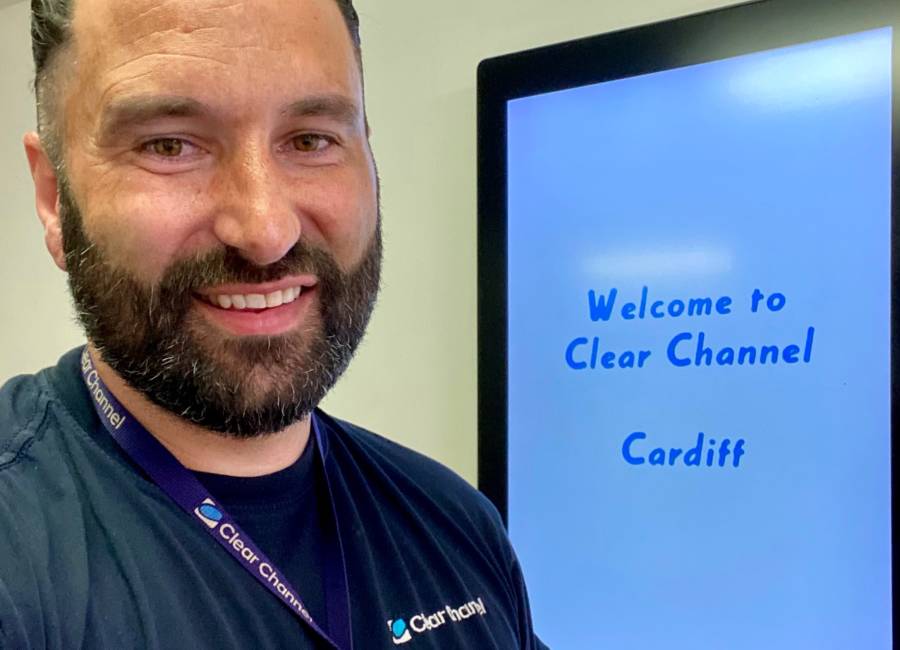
194, 434, 329, 631
0, 349, 548, 649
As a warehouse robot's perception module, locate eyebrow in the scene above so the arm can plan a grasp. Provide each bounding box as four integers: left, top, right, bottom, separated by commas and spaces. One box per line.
97, 93, 362, 142
98, 96, 208, 141
282, 95, 361, 127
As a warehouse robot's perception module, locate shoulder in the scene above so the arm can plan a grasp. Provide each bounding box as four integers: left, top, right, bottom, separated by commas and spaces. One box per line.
0, 365, 80, 547
0, 370, 53, 473
0, 370, 65, 648
319, 413, 548, 648
0, 359, 103, 563
319, 410, 508, 537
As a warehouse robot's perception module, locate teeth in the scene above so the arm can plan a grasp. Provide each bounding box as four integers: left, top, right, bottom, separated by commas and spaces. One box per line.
203, 287, 304, 311
245, 294, 267, 309
266, 290, 283, 308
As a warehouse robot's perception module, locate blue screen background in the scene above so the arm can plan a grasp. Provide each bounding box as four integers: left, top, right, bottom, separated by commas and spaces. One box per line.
506, 28, 893, 648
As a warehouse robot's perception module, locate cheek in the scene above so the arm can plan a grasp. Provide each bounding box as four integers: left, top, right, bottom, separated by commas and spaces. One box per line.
83, 190, 213, 283
307, 167, 378, 268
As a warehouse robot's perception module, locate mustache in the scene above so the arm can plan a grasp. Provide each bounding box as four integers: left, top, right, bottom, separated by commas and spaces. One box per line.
90, 241, 348, 332
154, 241, 342, 297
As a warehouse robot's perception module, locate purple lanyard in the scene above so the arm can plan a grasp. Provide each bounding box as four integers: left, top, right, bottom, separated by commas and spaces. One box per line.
80, 348, 353, 649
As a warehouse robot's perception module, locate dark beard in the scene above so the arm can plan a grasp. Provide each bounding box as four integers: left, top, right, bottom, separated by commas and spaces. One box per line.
59, 179, 382, 438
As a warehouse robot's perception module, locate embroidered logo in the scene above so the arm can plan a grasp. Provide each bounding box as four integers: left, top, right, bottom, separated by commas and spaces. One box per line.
387, 597, 487, 644
387, 619, 413, 645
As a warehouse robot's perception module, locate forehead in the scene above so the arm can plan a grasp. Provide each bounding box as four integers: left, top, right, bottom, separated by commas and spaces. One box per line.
67, 0, 360, 114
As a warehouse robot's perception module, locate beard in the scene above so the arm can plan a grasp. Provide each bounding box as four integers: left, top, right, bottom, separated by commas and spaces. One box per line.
59, 179, 382, 438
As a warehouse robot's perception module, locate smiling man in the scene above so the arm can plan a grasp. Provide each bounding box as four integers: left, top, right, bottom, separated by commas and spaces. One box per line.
0, 1, 545, 648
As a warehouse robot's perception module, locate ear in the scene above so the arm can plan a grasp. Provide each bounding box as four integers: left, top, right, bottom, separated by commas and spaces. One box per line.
24, 131, 66, 271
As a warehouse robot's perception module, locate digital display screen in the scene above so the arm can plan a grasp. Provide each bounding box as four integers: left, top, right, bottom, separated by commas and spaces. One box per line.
506, 27, 893, 648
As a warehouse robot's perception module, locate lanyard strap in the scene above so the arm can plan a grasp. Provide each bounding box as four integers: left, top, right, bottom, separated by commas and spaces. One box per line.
80, 348, 352, 649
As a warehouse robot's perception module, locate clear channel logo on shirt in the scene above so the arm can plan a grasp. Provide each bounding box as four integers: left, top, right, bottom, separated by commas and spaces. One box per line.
387, 619, 412, 645
387, 597, 487, 645
194, 498, 224, 529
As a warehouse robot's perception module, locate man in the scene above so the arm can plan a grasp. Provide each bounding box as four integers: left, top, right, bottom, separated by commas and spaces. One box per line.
0, 0, 546, 648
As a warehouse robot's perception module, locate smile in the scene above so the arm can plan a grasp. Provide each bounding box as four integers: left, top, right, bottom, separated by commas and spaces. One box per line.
192, 277, 319, 336
198, 286, 305, 311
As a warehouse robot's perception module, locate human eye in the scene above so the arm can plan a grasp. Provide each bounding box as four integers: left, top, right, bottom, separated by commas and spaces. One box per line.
139, 137, 202, 160
290, 133, 336, 154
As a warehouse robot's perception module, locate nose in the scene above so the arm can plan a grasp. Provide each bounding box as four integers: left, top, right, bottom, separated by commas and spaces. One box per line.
212, 144, 300, 266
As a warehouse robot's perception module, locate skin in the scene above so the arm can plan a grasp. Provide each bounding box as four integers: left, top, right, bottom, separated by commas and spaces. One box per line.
23, 0, 379, 476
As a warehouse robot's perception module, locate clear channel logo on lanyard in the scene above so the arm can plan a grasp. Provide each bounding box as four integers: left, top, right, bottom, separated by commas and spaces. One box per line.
80, 347, 353, 649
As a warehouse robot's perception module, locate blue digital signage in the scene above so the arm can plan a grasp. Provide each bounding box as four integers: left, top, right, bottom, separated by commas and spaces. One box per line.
503, 26, 893, 648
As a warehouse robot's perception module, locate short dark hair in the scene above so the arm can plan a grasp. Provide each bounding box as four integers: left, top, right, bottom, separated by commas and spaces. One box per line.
31, 0, 362, 166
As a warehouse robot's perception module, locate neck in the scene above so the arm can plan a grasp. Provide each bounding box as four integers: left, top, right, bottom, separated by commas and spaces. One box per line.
87, 344, 311, 477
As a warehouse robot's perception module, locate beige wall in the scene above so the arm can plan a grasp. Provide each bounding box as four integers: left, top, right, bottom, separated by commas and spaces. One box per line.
0, 0, 745, 483
1, 1, 86, 383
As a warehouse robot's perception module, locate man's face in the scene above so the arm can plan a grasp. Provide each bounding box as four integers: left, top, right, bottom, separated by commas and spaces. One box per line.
52, 0, 381, 435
